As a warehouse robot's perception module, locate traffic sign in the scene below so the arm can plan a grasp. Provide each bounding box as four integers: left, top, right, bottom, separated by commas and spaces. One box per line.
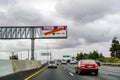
41, 53, 50, 56
41, 26, 67, 38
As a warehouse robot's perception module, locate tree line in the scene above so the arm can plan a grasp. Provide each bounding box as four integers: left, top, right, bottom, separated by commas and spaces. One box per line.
76, 50, 104, 61
76, 37, 120, 62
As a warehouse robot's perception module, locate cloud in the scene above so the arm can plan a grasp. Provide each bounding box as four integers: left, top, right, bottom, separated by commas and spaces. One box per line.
56, 0, 120, 23
0, 0, 16, 7
54, 0, 120, 47
0, 0, 58, 26
64, 14, 120, 44
0, 7, 44, 26
1, 0, 120, 59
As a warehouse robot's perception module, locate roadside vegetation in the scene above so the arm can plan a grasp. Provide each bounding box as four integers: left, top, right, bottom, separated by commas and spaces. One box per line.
76, 37, 120, 63
9, 52, 18, 60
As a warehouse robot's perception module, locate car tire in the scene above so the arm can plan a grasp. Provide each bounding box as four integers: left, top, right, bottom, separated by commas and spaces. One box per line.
75, 70, 78, 74
78, 70, 81, 75
75, 71, 78, 74
94, 71, 98, 76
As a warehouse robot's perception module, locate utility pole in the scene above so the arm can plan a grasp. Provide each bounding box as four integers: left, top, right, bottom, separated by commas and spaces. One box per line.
21, 53, 22, 60
36, 53, 37, 60
28, 49, 29, 60
47, 43, 48, 61
12, 51, 14, 56
50, 52, 52, 60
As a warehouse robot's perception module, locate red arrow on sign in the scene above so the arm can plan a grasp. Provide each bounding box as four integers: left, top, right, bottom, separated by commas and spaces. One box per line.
44, 27, 64, 36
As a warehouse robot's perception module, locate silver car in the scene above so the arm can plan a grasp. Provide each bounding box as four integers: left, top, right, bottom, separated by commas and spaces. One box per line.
48, 60, 57, 68
61, 60, 67, 64
70, 60, 76, 64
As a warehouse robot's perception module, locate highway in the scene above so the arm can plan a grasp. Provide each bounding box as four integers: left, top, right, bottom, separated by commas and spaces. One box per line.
0, 64, 120, 80
29, 64, 120, 80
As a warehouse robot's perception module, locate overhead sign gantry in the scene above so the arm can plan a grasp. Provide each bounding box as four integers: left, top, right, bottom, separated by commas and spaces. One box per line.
0, 26, 67, 60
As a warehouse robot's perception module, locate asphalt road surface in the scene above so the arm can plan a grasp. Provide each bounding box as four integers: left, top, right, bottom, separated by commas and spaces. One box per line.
0, 64, 120, 80
29, 64, 120, 80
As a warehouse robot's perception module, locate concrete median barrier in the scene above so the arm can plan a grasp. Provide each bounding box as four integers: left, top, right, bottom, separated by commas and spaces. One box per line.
0, 60, 47, 77
12, 60, 42, 72
0, 60, 13, 77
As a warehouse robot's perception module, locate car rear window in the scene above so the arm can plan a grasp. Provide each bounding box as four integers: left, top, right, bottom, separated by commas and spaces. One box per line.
49, 61, 55, 64
82, 60, 95, 64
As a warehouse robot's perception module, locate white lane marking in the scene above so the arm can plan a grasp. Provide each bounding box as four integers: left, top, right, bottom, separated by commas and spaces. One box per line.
69, 72, 74, 76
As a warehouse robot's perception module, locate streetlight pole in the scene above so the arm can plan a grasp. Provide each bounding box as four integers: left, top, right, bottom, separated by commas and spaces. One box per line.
50, 51, 52, 60
28, 49, 29, 60
21, 53, 22, 60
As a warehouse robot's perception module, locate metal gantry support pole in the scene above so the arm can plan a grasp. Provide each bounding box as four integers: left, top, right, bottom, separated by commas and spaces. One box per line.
31, 27, 35, 60
31, 39, 35, 60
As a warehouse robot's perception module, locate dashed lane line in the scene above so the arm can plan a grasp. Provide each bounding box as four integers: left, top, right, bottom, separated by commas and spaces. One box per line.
69, 72, 74, 77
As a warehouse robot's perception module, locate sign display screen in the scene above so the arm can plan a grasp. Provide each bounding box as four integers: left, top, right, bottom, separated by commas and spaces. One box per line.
41, 26, 67, 38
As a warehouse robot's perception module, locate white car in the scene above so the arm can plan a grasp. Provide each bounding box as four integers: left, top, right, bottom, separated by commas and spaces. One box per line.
70, 60, 76, 64
61, 60, 67, 64
48, 60, 57, 68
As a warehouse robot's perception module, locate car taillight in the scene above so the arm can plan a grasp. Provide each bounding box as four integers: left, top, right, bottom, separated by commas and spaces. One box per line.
95, 64, 98, 68
81, 64, 86, 68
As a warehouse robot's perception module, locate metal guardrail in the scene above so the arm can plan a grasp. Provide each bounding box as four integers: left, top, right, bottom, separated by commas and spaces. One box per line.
101, 63, 120, 66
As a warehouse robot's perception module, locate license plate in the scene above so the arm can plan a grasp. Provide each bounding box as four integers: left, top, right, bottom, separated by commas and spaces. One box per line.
87, 66, 93, 68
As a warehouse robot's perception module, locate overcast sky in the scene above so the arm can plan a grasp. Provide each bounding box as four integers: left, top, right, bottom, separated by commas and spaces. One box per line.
0, 0, 120, 60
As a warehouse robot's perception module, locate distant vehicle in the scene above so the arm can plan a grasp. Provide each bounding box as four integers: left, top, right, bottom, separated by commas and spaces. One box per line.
95, 60, 101, 66
75, 60, 99, 75
57, 60, 62, 65
55, 60, 61, 65
48, 60, 57, 68
61, 60, 67, 64
70, 60, 76, 64
66, 59, 70, 63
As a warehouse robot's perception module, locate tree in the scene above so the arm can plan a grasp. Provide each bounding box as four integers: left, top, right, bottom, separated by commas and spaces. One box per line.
79, 52, 85, 59
84, 53, 89, 59
110, 37, 120, 58
76, 54, 80, 61
99, 53, 104, 58
88, 50, 99, 59
9, 52, 18, 60
92, 50, 100, 59
76, 52, 84, 61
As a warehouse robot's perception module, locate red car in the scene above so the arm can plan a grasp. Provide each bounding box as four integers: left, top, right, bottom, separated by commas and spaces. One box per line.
75, 60, 99, 75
